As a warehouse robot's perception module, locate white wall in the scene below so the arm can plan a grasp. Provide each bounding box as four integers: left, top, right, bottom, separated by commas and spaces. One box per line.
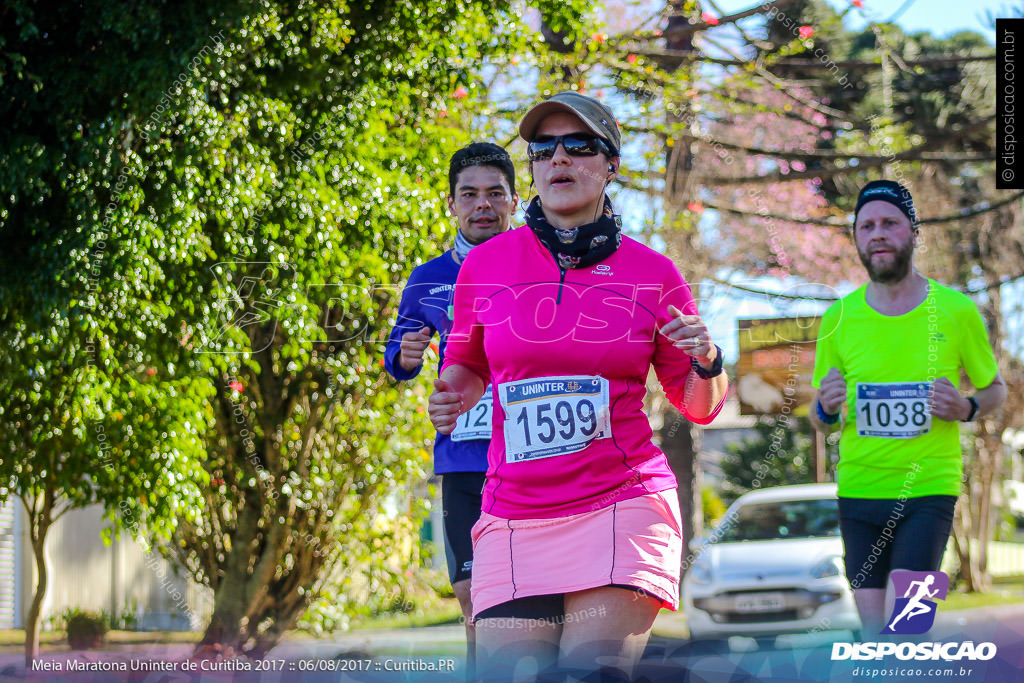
0, 498, 20, 629
16, 502, 210, 631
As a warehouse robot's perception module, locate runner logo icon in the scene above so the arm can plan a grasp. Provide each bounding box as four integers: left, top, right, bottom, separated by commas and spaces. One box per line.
882, 570, 948, 635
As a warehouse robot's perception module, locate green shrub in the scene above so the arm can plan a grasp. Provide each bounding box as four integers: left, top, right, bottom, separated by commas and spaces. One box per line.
702, 486, 727, 526
64, 609, 109, 650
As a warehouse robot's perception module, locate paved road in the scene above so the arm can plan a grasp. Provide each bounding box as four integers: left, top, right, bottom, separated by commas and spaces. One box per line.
2, 604, 1022, 681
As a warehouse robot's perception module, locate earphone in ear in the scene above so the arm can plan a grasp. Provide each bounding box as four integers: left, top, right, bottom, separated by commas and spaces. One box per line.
608, 164, 615, 173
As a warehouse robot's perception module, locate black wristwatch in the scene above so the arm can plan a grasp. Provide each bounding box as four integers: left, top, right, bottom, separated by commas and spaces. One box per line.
961, 396, 980, 422
691, 345, 724, 379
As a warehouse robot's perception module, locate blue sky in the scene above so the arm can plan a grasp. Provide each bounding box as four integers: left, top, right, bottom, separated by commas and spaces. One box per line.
713, 0, 1014, 43
831, 0, 1010, 41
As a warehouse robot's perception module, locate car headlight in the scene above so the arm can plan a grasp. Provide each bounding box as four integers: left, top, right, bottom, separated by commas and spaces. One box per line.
689, 552, 713, 584
810, 555, 844, 579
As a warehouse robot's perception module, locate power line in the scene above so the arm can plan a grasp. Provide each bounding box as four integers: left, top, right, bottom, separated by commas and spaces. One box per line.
708, 272, 1024, 302
887, 0, 920, 24
702, 191, 1024, 229
628, 47, 996, 71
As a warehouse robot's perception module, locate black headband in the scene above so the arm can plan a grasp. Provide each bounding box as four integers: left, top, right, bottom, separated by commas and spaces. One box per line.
855, 180, 918, 231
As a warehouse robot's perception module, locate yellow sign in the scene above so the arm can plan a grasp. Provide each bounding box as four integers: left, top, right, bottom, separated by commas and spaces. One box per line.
736, 317, 821, 416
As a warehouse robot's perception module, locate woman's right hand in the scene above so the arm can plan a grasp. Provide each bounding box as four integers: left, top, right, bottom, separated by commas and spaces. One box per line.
428, 379, 464, 434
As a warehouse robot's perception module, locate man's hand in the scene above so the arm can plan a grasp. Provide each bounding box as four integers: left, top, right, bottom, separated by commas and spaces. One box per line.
929, 377, 970, 422
660, 305, 717, 370
818, 367, 847, 415
399, 326, 431, 372
428, 379, 464, 434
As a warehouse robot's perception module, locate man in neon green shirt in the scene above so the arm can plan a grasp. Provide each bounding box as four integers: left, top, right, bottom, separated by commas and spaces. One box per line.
811, 180, 1006, 636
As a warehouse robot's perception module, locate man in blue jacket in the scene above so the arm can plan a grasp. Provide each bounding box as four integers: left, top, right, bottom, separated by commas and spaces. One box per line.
385, 142, 517, 673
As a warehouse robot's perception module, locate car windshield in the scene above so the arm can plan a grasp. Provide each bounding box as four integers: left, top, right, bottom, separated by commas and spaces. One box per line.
713, 498, 840, 542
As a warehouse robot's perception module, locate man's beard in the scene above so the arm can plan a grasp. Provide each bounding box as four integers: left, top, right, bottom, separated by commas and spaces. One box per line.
858, 240, 914, 283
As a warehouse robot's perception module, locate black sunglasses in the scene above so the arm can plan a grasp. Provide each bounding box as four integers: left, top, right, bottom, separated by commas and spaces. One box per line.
527, 134, 613, 162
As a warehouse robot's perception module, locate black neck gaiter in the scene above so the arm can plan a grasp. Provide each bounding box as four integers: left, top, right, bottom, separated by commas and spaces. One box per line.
524, 195, 623, 270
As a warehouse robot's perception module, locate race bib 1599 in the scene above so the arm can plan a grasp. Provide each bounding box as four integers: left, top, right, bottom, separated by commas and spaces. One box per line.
498, 376, 611, 463
855, 382, 932, 439
450, 385, 492, 442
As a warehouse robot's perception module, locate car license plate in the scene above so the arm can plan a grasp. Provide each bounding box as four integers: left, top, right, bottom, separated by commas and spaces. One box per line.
734, 592, 785, 613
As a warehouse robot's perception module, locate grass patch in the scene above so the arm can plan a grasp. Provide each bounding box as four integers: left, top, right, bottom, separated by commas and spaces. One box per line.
0, 629, 198, 653
105, 630, 199, 644
944, 581, 1024, 612
0, 630, 65, 648
651, 610, 690, 640
348, 597, 463, 631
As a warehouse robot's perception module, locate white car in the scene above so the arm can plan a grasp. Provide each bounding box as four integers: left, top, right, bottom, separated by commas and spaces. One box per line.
682, 483, 861, 647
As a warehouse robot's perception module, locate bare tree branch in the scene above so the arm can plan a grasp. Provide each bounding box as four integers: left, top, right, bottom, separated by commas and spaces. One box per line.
703, 191, 1024, 228
626, 46, 996, 71
691, 116, 995, 184
637, 0, 806, 44
709, 271, 1024, 302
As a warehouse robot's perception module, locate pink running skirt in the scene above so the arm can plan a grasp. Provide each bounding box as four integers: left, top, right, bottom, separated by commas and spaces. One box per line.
470, 489, 683, 618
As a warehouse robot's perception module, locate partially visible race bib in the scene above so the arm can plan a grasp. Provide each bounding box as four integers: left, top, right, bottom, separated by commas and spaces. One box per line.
451, 385, 493, 442
498, 375, 611, 463
856, 381, 932, 439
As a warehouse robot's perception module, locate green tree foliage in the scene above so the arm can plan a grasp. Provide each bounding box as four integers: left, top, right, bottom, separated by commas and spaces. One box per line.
719, 417, 827, 501
0, 313, 211, 664
701, 485, 726, 525
1, 0, 587, 658
1, 4, 224, 662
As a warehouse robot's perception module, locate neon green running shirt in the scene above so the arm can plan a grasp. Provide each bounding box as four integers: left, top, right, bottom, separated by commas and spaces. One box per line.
812, 279, 998, 498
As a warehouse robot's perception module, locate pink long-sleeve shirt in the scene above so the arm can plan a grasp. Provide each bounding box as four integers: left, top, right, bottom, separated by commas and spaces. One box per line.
441, 225, 724, 519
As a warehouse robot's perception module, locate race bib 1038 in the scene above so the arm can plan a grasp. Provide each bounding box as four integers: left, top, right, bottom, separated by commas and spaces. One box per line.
856, 381, 932, 439
498, 376, 611, 463
450, 385, 493, 442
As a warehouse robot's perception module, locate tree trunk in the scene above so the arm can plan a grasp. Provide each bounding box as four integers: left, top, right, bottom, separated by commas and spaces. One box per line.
952, 501, 983, 591
196, 544, 318, 657
660, 411, 703, 563
973, 427, 1003, 592
21, 495, 52, 668
948, 289, 1007, 594
655, 6, 708, 579
195, 485, 313, 657
249, 595, 305, 659
951, 429, 999, 593
197, 490, 262, 652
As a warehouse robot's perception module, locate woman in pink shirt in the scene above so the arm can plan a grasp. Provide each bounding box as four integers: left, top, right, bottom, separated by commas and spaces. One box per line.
428, 92, 728, 680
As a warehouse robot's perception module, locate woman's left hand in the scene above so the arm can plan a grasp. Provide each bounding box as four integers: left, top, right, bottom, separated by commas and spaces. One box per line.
660, 305, 718, 367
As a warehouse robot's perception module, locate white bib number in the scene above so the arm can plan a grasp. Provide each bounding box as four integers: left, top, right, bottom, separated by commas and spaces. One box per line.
499, 376, 611, 463
451, 385, 493, 442
856, 382, 932, 439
